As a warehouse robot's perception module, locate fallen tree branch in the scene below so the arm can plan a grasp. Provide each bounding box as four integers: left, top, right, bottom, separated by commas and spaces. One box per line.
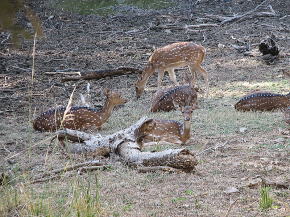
222, 11, 277, 25
152, 23, 217, 32
205, 1, 277, 25
57, 117, 198, 172
45, 71, 81, 76
34, 160, 103, 180
62, 67, 142, 82
137, 166, 182, 173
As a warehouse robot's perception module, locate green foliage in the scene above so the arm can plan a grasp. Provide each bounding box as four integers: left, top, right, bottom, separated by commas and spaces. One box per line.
259, 187, 274, 210
171, 197, 186, 203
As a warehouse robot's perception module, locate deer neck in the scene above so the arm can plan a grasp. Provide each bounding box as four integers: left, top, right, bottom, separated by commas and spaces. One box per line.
180, 120, 191, 143
138, 66, 154, 87
99, 99, 117, 124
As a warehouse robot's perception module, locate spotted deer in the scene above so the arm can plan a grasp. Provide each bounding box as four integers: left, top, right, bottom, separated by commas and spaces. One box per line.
150, 84, 198, 112
235, 91, 290, 112
135, 42, 208, 99
33, 88, 127, 132
136, 105, 196, 146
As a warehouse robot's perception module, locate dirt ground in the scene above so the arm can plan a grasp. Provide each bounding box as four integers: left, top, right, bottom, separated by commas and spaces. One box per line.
0, 0, 289, 216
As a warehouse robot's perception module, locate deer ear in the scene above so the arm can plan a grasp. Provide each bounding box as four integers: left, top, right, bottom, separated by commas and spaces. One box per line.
103, 88, 110, 96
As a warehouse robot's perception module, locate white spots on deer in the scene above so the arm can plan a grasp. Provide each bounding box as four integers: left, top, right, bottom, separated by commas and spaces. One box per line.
33, 89, 127, 132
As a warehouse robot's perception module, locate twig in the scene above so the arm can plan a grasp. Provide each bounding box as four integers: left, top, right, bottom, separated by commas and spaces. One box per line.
30, 174, 62, 184
137, 166, 182, 173
1, 33, 11, 44
225, 199, 239, 217
34, 160, 103, 179
197, 141, 228, 155
31, 32, 37, 82
11, 65, 31, 72
279, 15, 290, 20
77, 165, 108, 174
220, 1, 276, 24
185, 23, 219, 28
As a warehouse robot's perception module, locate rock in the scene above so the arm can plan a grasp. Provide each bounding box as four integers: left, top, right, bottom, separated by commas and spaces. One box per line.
224, 187, 239, 194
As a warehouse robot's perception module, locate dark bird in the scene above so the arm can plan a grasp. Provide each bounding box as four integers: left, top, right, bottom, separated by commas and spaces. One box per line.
258, 38, 279, 56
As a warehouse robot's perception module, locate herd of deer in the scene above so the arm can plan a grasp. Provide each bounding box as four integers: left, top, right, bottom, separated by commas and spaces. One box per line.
33, 41, 290, 145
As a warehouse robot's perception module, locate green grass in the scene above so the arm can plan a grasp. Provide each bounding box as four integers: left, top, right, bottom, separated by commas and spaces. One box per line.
259, 187, 274, 210
0, 174, 103, 217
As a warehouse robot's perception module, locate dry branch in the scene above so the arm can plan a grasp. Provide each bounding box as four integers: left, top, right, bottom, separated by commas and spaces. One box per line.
205, 0, 277, 25
152, 23, 217, 32
35, 160, 103, 179
137, 166, 182, 173
45, 71, 81, 76
62, 67, 142, 82
57, 117, 198, 172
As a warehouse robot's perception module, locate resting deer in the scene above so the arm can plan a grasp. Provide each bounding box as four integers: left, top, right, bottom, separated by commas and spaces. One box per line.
235, 91, 290, 112
33, 88, 127, 132
136, 105, 195, 146
150, 73, 199, 112
135, 42, 208, 99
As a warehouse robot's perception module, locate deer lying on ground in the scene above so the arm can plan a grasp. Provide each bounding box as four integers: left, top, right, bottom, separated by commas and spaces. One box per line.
136, 105, 195, 146
135, 42, 208, 99
33, 88, 127, 132
235, 91, 290, 112
150, 73, 199, 112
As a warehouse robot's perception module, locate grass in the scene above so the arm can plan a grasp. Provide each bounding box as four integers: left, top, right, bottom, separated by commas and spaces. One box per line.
1, 6, 289, 216
259, 187, 274, 210
0, 174, 103, 216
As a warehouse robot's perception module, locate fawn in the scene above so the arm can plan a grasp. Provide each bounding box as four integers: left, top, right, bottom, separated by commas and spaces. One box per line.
235, 91, 290, 112
33, 88, 127, 132
136, 105, 195, 146
135, 42, 208, 98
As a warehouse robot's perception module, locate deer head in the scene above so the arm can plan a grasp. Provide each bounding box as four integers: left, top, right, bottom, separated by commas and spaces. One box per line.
103, 88, 127, 105
135, 63, 155, 99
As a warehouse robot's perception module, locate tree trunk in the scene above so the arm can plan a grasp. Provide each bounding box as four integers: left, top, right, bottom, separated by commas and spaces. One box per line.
61, 67, 142, 82
57, 117, 198, 172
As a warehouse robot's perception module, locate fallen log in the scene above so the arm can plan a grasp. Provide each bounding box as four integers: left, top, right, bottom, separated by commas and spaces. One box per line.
56, 117, 198, 172
62, 67, 142, 82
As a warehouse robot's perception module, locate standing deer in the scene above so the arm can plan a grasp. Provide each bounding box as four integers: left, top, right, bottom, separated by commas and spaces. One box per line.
33, 88, 127, 132
284, 107, 290, 125
135, 42, 208, 99
235, 91, 290, 112
136, 105, 196, 146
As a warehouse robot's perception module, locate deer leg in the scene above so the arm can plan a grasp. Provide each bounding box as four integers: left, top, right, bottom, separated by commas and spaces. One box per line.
167, 68, 179, 86
196, 65, 209, 97
157, 70, 165, 88
188, 65, 197, 85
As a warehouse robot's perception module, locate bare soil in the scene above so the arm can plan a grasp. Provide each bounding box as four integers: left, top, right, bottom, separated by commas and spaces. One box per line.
0, 0, 289, 216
